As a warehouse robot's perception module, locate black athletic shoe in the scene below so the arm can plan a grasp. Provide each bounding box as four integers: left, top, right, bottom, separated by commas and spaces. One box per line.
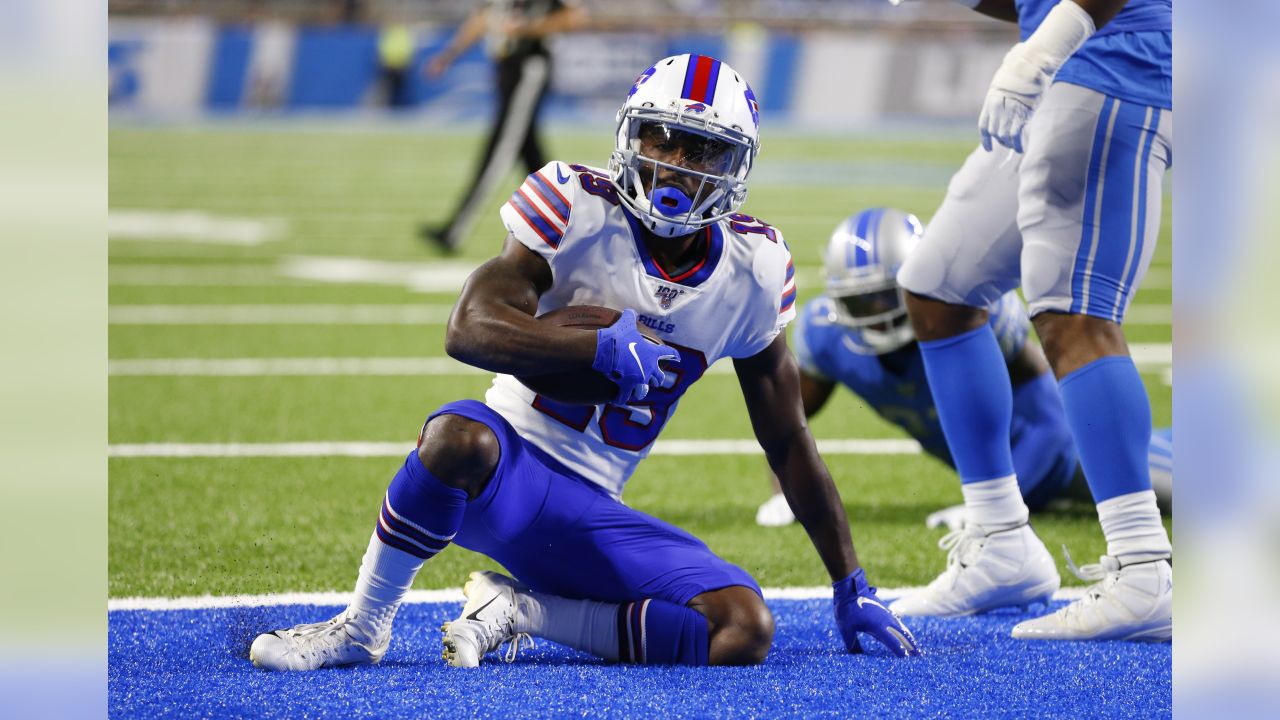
419, 223, 458, 254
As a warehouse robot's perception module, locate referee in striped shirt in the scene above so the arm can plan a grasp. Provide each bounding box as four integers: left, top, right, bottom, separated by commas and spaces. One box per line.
423, 0, 587, 253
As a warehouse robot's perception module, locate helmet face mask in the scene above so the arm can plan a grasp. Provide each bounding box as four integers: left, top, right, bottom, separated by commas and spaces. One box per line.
822, 208, 925, 355
610, 56, 760, 238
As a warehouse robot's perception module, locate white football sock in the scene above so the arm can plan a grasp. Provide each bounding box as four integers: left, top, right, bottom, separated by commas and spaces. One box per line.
1097, 490, 1172, 563
513, 590, 620, 661
961, 474, 1029, 532
347, 532, 424, 642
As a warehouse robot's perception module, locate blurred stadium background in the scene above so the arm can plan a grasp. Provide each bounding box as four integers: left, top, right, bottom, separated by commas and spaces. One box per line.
106, 0, 1172, 716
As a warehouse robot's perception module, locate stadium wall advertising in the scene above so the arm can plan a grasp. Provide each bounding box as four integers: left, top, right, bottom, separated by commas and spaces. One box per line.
108, 18, 1007, 124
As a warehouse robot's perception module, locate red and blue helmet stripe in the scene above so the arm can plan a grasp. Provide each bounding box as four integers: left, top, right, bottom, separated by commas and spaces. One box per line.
680, 55, 721, 105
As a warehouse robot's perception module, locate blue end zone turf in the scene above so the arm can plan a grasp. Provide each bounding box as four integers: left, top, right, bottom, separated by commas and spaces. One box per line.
109, 599, 1170, 718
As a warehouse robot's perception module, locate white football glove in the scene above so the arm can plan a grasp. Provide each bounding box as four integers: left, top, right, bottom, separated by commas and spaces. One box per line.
979, 43, 1047, 153
977, 0, 1097, 153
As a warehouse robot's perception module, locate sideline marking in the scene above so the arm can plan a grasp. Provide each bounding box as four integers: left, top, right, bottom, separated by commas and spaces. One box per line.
108, 586, 1088, 611
107, 438, 925, 458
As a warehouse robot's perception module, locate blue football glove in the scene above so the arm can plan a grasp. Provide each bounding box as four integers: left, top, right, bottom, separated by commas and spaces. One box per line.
592, 309, 680, 404
833, 568, 920, 657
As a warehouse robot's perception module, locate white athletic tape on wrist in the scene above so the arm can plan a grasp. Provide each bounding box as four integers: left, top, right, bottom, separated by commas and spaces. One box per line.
1021, 0, 1097, 75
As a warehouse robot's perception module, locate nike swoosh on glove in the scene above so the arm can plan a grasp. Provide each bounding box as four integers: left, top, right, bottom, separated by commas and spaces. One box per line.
592, 308, 680, 404
978, 43, 1048, 154
833, 568, 920, 657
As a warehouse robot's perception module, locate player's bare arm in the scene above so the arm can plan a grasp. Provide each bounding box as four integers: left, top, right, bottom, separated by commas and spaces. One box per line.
967, 1, 1129, 30
735, 334, 858, 580
509, 3, 588, 40
444, 234, 597, 375
760, 367, 838, 515
737, 334, 920, 656
971, 0, 1019, 23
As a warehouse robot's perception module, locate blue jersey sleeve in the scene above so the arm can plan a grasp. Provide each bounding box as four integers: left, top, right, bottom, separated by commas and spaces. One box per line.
791, 298, 836, 381
987, 292, 1030, 364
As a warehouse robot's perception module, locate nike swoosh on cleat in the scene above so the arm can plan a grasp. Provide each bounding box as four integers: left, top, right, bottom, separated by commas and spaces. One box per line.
465, 595, 500, 622
556, 165, 570, 184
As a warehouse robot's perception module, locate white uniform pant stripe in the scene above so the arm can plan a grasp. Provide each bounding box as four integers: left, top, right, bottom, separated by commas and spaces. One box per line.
1111, 105, 1156, 321
1076, 97, 1121, 313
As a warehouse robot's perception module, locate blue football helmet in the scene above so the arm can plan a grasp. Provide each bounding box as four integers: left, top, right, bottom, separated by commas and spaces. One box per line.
822, 207, 925, 354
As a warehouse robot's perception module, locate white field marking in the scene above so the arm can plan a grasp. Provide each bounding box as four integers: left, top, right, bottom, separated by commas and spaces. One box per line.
107, 303, 1172, 326
107, 586, 1088, 611
106, 438, 924, 459
108, 357, 488, 377
109, 265, 285, 286
278, 256, 478, 294
1129, 343, 1171, 368
107, 345, 1172, 377
108, 210, 286, 246
108, 304, 454, 325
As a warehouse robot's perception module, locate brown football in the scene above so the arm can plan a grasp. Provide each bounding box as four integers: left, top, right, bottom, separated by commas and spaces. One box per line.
515, 305, 666, 405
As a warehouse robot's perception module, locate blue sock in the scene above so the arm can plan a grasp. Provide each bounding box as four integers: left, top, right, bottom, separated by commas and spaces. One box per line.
1058, 356, 1152, 502
615, 598, 709, 665
918, 325, 1016, 483
375, 450, 468, 559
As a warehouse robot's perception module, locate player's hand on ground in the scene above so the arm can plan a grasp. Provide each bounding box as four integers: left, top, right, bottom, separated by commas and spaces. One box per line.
979, 43, 1048, 153
832, 568, 920, 657
592, 308, 680, 404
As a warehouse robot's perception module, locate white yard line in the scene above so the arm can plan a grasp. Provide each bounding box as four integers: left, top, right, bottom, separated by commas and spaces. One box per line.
108, 304, 1173, 326
109, 265, 286, 286
106, 438, 925, 459
107, 586, 1087, 611
109, 210, 286, 246
278, 256, 478, 294
108, 357, 489, 376
108, 304, 454, 325
108, 344, 1171, 377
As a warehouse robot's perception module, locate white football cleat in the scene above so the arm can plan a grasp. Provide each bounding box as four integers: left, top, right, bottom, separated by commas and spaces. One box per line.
441, 571, 533, 668
891, 523, 1060, 617
755, 493, 795, 527
1012, 554, 1172, 641
250, 610, 387, 671
924, 503, 967, 532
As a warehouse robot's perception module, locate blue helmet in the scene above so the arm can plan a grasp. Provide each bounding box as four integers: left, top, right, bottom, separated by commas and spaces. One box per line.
822, 207, 924, 354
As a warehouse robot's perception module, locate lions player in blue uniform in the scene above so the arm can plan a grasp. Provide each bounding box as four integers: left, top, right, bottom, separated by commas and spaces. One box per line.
755, 208, 1172, 530
249, 55, 917, 671
891, 0, 1173, 641
756, 208, 1078, 530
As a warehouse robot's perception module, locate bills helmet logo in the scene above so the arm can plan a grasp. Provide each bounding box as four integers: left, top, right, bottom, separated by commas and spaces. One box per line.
654, 285, 685, 310
744, 86, 760, 128
684, 102, 707, 113
628, 66, 657, 98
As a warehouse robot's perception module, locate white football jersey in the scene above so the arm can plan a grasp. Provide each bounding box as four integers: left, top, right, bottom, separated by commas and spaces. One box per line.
486, 161, 797, 499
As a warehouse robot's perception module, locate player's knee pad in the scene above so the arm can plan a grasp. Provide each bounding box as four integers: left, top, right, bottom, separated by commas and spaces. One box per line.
896, 233, 950, 300
1019, 235, 1075, 316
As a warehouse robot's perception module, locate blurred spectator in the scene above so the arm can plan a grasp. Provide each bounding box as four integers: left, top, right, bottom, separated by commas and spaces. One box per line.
420, 0, 588, 253
378, 22, 414, 108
